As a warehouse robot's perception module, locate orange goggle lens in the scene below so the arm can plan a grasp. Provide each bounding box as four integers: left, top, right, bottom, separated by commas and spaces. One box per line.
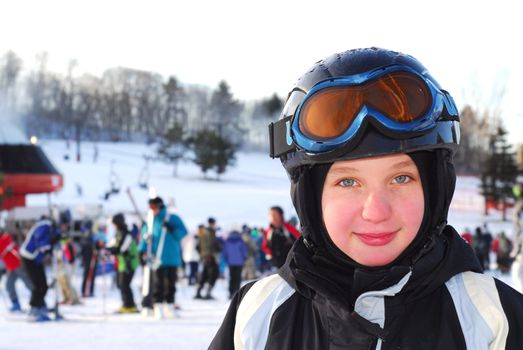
298, 72, 432, 139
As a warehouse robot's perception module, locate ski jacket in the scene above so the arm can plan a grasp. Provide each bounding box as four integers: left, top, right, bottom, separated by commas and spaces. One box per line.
182, 233, 200, 263
138, 208, 188, 267
198, 226, 222, 260
111, 228, 139, 272
0, 232, 21, 271
223, 231, 248, 267
20, 220, 58, 264
210, 226, 523, 349
61, 239, 76, 264
262, 223, 300, 268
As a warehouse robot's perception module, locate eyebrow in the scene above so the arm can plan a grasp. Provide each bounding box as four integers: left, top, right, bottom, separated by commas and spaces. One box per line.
329, 159, 416, 175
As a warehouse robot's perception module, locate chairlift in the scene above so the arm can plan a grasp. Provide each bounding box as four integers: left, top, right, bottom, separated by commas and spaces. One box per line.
138, 156, 150, 190
103, 160, 121, 201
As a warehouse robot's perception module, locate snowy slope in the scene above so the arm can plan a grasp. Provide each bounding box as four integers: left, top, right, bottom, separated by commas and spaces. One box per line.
1, 140, 520, 349
25, 140, 294, 230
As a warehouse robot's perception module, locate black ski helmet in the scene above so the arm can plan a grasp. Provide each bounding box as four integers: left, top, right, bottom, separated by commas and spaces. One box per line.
269, 47, 460, 181
269, 48, 460, 265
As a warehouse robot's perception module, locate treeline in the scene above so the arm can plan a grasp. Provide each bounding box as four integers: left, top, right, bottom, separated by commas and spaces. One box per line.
1, 50, 520, 191
0, 51, 283, 176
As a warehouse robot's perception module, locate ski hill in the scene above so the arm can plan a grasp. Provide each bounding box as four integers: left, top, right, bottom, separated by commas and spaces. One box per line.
0, 139, 519, 349
25, 139, 294, 232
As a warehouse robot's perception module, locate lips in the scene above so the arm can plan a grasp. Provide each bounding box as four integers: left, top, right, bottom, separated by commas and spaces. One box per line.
353, 230, 399, 246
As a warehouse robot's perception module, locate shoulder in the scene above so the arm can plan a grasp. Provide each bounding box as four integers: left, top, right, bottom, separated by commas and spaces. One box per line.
167, 213, 181, 222
210, 274, 297, 350
445, 271, 523, 348
234, 274, 296, 348
284, 223, 300, 235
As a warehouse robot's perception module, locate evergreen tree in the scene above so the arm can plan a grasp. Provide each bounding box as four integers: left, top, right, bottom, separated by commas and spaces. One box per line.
157, 123, 187, 176
209, 80, 243, 143
190, 129, 237, 178
480, 126, 519, 220
262, 93, 284, 117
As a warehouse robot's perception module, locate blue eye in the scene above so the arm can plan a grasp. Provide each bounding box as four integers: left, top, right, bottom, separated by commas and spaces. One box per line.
393, 175, 411, 184
339, 179, 356, 187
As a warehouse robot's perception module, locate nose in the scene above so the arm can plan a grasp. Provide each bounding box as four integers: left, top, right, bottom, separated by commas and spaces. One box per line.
361, 191, 392, 223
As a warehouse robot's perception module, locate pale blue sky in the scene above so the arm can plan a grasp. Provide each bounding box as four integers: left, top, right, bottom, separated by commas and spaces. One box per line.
1, 0, 522, 144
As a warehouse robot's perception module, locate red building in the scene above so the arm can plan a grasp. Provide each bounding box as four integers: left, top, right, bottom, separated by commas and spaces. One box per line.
0, 143, 63, 210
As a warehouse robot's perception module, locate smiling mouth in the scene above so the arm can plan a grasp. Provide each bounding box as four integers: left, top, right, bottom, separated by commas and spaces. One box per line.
353, 230, 399, 246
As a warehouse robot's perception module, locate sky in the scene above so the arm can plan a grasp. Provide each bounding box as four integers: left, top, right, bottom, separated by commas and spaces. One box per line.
1, 0, 522, 144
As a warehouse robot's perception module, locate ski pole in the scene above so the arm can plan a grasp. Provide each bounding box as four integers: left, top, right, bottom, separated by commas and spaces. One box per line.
101, 248, 107, 317
52, 246, 63, 320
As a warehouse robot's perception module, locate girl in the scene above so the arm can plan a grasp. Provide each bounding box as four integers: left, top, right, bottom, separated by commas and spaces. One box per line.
210, 48, 523, 349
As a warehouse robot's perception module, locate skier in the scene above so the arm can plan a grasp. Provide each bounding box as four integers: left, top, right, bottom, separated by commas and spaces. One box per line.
460, 227, 473, 245
56, 228, 81, 305
262, 206, 300, 269
20, 216, 62, 321
138, 197, 187, 319
241, 225, 259, 280
108, 213, 139, 313
182, 231, 200, 286
210, 48, 523, 349
494, 231, 513, 273
222, 230, 247, 299
473, 226, 489, 270
0, 230, 33, 312
195, 217, 221, 300
80, 220, 99, 298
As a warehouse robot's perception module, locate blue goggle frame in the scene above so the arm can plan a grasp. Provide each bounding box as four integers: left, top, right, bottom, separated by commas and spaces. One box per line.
289, 65, 459, 154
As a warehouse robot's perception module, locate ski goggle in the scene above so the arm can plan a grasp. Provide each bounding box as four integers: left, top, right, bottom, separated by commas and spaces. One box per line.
269, 65, 459, 157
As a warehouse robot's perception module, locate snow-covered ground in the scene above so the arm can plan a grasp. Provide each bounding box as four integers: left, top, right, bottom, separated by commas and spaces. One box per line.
0, 273, 231, 349
24, 139, 294, 230
0, 140, 520, 349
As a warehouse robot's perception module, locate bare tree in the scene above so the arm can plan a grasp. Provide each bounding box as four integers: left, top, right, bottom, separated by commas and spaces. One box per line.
454, 71, 509, 174
0, 51, 23, 111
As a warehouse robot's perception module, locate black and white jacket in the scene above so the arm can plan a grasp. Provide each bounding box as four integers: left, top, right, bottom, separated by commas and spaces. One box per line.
210, 227, 523, 349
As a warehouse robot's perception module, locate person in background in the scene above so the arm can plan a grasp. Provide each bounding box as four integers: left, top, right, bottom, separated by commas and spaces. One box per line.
223, 230, 247, 299
494, 231, 513, 273
139, 197, 188, 319
108, 213, 139, 313
262, 206, 300, 269
80, 220, 98, 298
195, 217, 221, 300
182, 230, 200, 286
241, 225, 259, 280
20, 216, 62, 321
0, 230, 33, 312
57, 227, 81, 305
460, 227, 473, 245
482, 223, 493, 270
473, 226, 489, 270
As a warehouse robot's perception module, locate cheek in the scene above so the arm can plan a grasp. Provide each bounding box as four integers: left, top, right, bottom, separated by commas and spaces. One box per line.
399, 190, 425, 242
322, 196, 357, 245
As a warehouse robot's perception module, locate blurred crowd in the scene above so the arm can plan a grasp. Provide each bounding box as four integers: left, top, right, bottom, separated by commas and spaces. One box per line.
0, 201, 301, 321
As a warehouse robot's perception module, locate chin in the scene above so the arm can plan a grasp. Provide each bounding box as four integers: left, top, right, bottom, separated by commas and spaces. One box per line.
353, 253, 397, 267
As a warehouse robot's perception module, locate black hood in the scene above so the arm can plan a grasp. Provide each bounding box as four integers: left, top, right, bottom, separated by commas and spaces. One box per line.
280, 150, 475, 306
280, 225, 482, 309
290, 150, 456, 270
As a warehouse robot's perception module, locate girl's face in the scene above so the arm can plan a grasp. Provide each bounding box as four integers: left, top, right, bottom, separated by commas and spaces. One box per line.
321, 153, 424, 267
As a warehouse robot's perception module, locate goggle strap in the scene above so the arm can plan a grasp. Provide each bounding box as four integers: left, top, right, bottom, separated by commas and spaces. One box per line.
269, 116, 296, 158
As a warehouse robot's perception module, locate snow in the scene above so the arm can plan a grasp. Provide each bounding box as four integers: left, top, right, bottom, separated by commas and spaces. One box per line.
1, 140, 521, 349
0, 273, 232, 349
25, 140, 294, 230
